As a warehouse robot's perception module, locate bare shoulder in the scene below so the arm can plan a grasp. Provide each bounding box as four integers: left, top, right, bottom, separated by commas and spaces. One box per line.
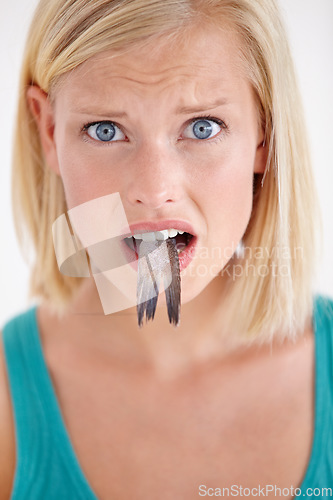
0, 331, 16, 500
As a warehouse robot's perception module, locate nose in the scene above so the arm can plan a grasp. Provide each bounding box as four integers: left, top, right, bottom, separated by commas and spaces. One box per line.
125, 142, 184, 210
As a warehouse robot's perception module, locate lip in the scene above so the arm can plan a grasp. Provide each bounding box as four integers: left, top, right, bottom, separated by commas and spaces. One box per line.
122, 220, 197, 238
121, 219, 198, 272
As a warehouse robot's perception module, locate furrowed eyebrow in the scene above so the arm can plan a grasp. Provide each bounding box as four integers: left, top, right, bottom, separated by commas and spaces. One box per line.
70, 98, 229, 118
175, 98, 229, 114
72, 109, 128, 119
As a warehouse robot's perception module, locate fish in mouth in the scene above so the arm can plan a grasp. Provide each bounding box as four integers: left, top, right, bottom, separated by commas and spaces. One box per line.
123, 229, 194, 327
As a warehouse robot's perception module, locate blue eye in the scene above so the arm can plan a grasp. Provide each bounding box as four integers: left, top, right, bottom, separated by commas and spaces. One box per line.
85, 121, 125, 142
183, 118, 223, 140
96, 122, 115, 141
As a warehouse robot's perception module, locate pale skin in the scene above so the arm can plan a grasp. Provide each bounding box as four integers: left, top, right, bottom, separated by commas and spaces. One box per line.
0, 24, 314, 499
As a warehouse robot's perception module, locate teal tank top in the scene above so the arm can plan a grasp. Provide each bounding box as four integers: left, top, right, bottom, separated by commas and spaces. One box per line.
2, 295, 333, 499
2, 307, 98, 500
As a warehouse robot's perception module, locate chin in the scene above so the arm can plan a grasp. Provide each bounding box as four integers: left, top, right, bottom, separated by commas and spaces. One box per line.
180, 273, 221, 304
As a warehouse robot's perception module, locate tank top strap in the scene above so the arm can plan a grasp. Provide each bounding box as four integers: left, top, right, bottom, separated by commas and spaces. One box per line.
299, 294, 333, 494
2, 306, 98, 500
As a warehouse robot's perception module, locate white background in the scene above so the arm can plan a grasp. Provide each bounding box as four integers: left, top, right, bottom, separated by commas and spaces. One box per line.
0, 0, 332, 325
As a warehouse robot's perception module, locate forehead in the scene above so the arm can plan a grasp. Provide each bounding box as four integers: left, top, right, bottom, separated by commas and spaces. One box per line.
55, 24, 249, 107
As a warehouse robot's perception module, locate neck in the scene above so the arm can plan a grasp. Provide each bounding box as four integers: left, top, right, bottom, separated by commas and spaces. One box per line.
53, 277, 242, 379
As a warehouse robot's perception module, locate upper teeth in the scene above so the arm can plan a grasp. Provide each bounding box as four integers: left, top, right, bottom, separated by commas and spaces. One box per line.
132, 228, 184, 241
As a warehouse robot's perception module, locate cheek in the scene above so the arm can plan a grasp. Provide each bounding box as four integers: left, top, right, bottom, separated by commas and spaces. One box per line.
191, 164, 254, 277
222, 165, 253, 219
195, 147, 256, 234
55, 135, 118, 209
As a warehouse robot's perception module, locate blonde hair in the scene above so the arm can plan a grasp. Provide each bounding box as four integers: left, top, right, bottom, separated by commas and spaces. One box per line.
12, 0, 321, 340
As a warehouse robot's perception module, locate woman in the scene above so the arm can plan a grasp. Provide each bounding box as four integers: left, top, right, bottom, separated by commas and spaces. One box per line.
1, 0, 332, 498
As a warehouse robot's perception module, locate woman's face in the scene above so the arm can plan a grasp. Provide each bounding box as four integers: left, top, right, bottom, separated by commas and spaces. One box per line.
31, 24, 266, 304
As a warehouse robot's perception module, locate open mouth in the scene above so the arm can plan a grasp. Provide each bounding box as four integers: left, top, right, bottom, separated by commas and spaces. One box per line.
124, 229, 194, 256
122, 228, 197, 272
